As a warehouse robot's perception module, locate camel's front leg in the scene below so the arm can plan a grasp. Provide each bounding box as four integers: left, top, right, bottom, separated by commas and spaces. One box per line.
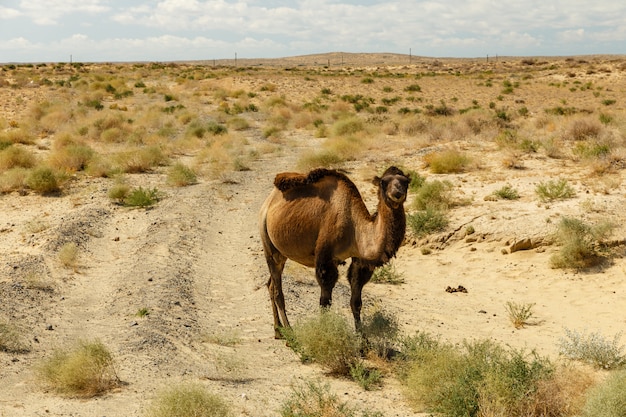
347, 258, 374, 330
315, 247, 339, 308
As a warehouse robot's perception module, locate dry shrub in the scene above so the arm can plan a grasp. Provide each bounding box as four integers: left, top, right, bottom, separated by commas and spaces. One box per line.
564, 118, 603, 141
167, 162, 197, 187
0, 320, 30, 353
402, 116, 431, 136
1, 128, 36, 145
49, 138, 95, 173
424, 149, 470, 174
0, 146, 37, 171
36, 339, 120, 398
297, 134, 365, 170
145, 383, 231, 417
0, 167, 28, 193
25, 166, 60, 195
280, 380, 375, 417
58, 242, 79, 270
39, 110, 73, 133
115, 146, 168, 173
550, 216, 614, 269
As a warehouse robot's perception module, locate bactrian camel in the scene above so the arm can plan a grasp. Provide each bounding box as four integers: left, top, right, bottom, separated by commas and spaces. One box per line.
259, 166, 410, 338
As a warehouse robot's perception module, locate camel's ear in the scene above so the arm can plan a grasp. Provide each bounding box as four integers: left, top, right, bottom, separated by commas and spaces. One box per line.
372, 176, 381, 187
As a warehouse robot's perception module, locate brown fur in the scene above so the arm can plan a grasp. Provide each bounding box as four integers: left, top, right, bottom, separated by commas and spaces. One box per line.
259, 166, 410, 338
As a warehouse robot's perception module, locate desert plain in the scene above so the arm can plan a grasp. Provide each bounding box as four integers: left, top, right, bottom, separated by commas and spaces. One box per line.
1, 53, 625, 416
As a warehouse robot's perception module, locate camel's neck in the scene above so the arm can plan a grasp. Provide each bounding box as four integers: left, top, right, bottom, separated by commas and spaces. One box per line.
356, 199, 406, 265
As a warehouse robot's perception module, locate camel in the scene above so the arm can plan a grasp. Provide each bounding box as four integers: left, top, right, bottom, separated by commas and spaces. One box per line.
259, 166, 410, 338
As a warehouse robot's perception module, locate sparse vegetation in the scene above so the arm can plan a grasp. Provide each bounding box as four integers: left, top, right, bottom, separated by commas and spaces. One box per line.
3, 57, 626, 416
399, 336, 589, 417
281, 380, 382, 417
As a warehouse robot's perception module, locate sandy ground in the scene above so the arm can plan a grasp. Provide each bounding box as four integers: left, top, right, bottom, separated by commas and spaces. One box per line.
1, 54, 626, 417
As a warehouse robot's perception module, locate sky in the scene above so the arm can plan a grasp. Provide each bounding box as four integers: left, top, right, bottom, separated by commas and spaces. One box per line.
1, 0, 625, 63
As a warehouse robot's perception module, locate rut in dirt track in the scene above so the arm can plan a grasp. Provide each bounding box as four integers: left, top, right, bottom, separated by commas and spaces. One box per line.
46, 160, 289, 378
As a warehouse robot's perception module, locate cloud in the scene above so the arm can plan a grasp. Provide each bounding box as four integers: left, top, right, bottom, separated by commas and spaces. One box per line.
0, 6, 22, 19
15, 0, 110, 25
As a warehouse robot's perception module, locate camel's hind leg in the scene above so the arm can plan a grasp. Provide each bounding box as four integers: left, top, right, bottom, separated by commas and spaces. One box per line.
347, 258, 374, 330
264, 247, 290, 338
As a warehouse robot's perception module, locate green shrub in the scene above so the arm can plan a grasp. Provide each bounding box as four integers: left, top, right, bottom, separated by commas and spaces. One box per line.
370, 261, 405, 285
145, 383, 231, 417
407, 207, 448, 237
167, 163, 197, 187
124, 187, 160, 207
559, 328, 625, 369
550, 216, 614, 269
412, 179, 453, 210
349, 362, 382, 391
26, 166, 60, 194
581, 370, 626, 417
404, 84, 421, 92
402, 338, 556, 417
493, 184, 520, 200
36, 339, 119, 397
360, 307, 399, 359
287, 309, 362, 375
535, 178, 575, 202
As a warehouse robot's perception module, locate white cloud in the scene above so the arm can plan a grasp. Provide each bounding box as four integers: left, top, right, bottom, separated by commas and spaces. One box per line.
17, 0, 110, 25
0, 6, 22, 19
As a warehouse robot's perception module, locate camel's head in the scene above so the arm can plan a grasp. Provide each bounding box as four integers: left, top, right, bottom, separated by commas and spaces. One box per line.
374, 166, 410, 209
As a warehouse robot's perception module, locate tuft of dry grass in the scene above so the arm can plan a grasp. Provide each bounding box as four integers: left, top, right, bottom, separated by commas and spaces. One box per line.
423, 149, 470, 173
0, 320, 30, 353
145, 383, 232, 417
58, 242, 79, 270
0, 145, 37, 171
36, 339, 120, 398
505, 301, 536, 329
